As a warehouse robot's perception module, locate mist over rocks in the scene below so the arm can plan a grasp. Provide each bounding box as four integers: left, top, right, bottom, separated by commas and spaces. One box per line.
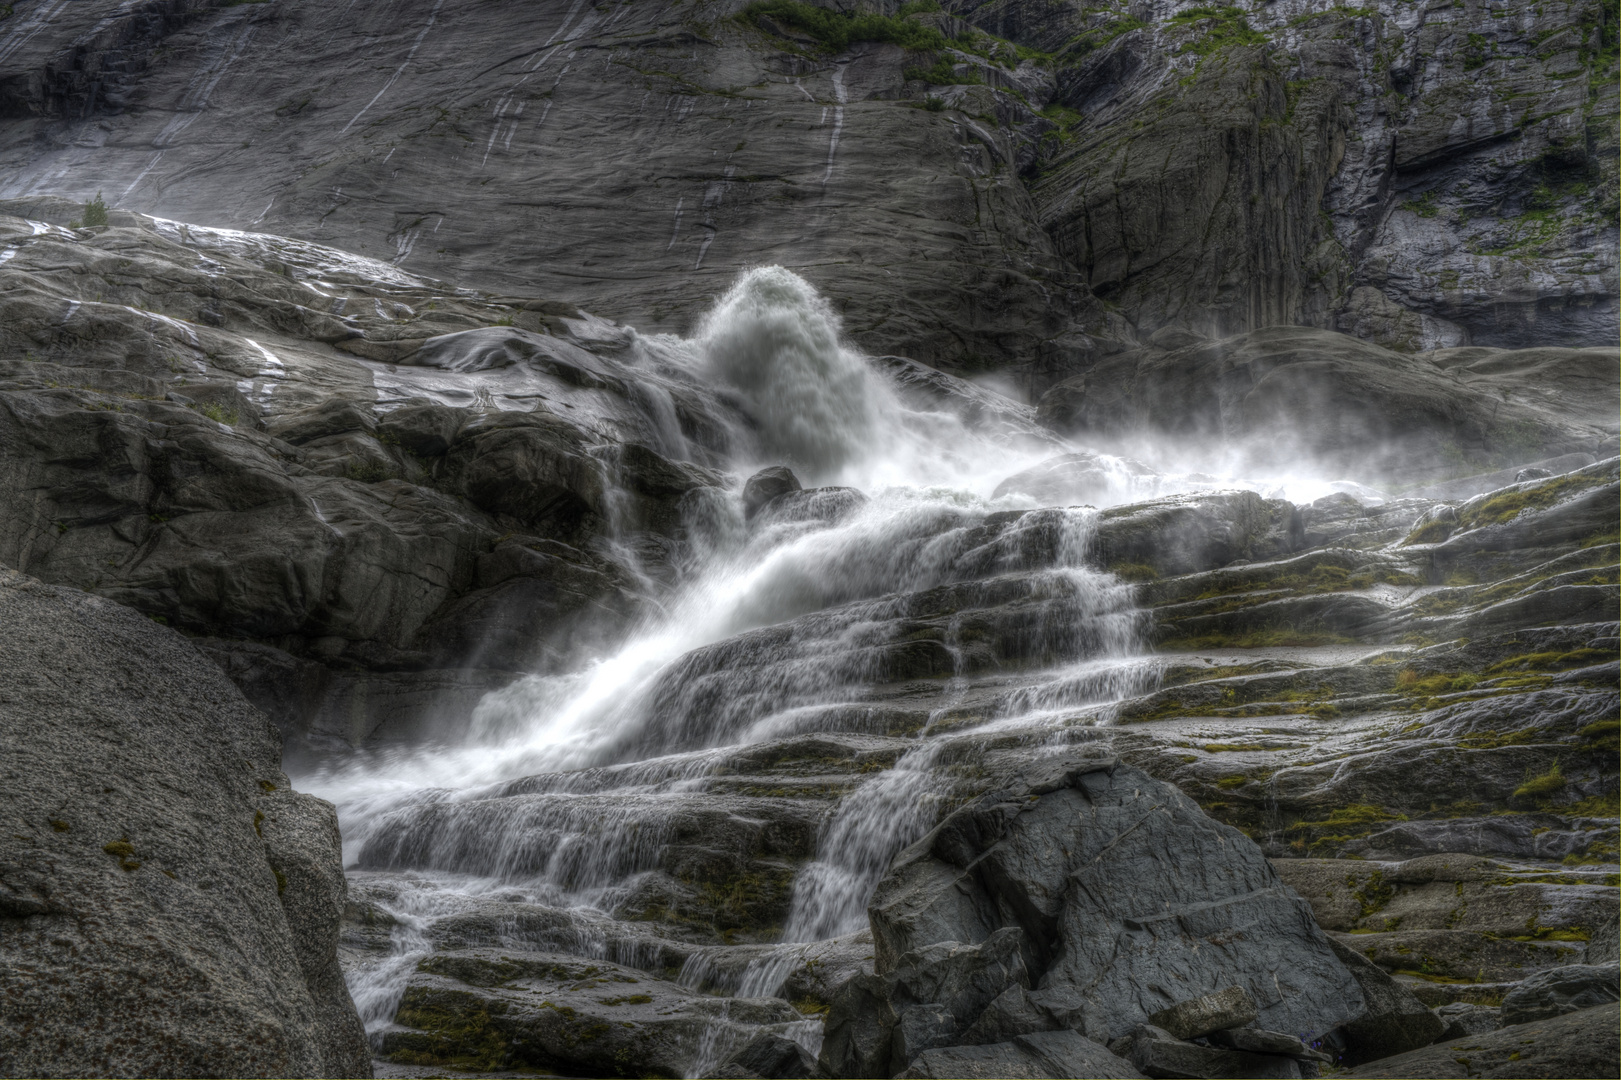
0, 567, 370, 1078
1034, 327, 1618, 483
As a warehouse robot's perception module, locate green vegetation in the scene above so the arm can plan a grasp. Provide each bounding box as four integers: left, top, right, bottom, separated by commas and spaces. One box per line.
1286, 804, 1408, 854
1168, 6, 1267, 57
1396, 668, 1480, 698
1349, 869, 1394, 918
743, 0, 952, 52
1512, 763, 1565, 799
190, 401, 238, 425
1059, 16, 1147, 60
1402, 191, 1441, 218
905, 57, 981, 85
1486, 647, 1612, 675
1578, 719, 1619, 754
1111, 562, 1160, 582
103, 838, 141, 871
1158, 628, 1354, 650
69, 193, 109, 230
390, 990, 511, 1071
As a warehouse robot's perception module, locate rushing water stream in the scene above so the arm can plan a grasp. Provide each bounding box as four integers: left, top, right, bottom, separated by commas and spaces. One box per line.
297, 267, 1310, 1070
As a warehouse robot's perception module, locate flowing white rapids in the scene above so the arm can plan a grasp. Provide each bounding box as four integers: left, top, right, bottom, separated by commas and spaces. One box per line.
303, 267, 1169, 1062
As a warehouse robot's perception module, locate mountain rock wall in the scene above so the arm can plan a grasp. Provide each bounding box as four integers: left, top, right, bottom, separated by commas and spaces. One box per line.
0, 0, 1612, 393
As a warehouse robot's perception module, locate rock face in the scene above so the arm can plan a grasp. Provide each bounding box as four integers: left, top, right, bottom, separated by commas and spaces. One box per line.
0, 567, 370, 1078
819, 747, 1364, 1077
1034, 327, 1616, 480
0, 0, 1613, 389
0, 203, 725, 758
1499, 963, 1620, 1026
375, 949, 805, 1079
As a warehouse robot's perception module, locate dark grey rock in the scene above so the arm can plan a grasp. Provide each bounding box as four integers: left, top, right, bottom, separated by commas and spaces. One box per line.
744, 465, 803, 518
1207, 1026, 1329, 1062
959, 984, 1061, 1045
1326, 937, 1445, 1066
1148, 987, 1259, 1040
715, 1032, 821, 1079
1131, 1028, 1302, 1079
821, 927, 1032, 1076
1431, 1002, 1500, 1040
1343, 1004, 1619, 1078
858, 748, 1364, 1047
897, 1031, 1146, 1079
0, 567, 370, 1077
1499, 963, 1620, 1026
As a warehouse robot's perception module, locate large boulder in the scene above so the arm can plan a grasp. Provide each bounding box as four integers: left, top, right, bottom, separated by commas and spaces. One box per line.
896, 1030, 1145, 1079
1499, 963, 1620, 1026
1344, 1004, 1619, 1078
1034, 327, 1608, 482
0, 567, 370, 1077
1325, 937, 1445, 1066
821, 747, 1364, 1077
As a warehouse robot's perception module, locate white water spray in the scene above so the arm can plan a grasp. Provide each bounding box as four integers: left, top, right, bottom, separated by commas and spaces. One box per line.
308, 267, 1168, 1060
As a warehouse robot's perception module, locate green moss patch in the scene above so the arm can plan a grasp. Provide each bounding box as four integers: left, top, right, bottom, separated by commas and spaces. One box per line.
743, 0, 952, 52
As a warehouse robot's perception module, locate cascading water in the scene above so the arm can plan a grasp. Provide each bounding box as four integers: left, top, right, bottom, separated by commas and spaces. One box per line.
302, 266, 1168, 1072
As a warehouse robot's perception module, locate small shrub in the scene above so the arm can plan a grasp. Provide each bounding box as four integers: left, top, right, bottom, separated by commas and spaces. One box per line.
82, 193, 109, 228
194, 401, 238, 425
922, 95, 946, 111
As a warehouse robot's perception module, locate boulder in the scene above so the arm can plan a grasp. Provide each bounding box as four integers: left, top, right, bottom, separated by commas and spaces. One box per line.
991, 452, 1164, 508
829, 746, 1363, 1078
1093, 490, 1303, 577
1208, 1027, 1330, 1061
1130, 1026, 1304, 1079
744, 465, 804, 518
1431, 1002, 1500, 1040
1326, 937, 1445, 1066
1499, 963, 1620, 1026
1343, 1003, 1619, 1078
1147, 987, 1259, 1040
0, 567, 370, 1077
897, 1031, 1146, 1079
715, 1032, 821, 1079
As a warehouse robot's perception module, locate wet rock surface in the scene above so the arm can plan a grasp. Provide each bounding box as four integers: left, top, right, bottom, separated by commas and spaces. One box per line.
0, 567, 370, 1077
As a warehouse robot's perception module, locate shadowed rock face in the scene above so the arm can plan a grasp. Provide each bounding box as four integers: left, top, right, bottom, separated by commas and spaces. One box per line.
0, 0, 1613, 387
851, 751, 1364, 1053
0, 567, 371, 1078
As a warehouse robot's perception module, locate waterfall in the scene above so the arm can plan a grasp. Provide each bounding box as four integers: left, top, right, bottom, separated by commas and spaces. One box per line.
307, 267, 1161, 1056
